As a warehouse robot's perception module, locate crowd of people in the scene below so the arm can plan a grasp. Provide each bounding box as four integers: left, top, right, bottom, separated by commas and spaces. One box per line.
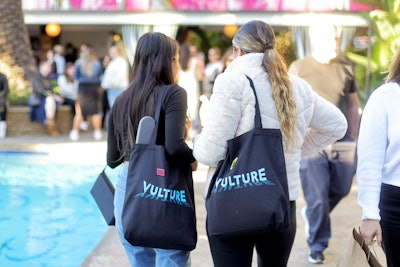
1, 20, 398, 267
26, 42, 130, 140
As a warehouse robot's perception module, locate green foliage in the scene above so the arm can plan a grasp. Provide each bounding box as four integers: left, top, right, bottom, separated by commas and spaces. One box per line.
195, 28, 296, 66
204, 31, 233, 61
275, 31, 297, 66
347, 0, 400, 103
8, 84, 31, 105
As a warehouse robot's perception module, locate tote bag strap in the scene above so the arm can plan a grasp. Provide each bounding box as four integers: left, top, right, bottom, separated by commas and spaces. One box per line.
244, 75, 262, 129
149, 86, 170, 144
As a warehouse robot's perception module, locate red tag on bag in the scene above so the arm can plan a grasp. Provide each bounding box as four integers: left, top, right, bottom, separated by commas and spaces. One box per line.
156, 168, 165, 176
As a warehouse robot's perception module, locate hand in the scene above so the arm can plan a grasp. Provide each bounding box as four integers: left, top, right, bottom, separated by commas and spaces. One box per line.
360, 219, 382, 246
190, 160, 198, 171
54, 95, 64, 103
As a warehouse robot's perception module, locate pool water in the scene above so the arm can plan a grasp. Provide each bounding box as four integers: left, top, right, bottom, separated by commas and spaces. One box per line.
0, 151, 119, 267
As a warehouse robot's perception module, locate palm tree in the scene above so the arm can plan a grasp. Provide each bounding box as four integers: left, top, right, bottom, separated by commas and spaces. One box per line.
0, 0, 37, 103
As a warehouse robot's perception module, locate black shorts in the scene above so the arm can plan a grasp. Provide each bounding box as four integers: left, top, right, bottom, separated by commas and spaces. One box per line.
77, 82, 101, 117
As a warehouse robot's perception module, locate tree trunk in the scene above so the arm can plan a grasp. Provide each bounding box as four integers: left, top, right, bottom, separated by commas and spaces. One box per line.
0, 0, 37, 90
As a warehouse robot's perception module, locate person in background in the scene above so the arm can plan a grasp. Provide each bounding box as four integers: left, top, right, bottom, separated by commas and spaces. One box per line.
178, 43, 202, 137
221, 47, 234, 72
107, 32, 197, 267
70, 46, 103, 141
46, 49, 58, 80
57, 62, 78, 120
64, 42, 78, 64
30, 61, 63, 136
54, 44, 66, 78
100, 54, 111, 129
0, 72, 9, 138
101, 44, 129, 108
202, 47, 223, 99
288, 23, 359, 264
198, 47, 234, 130
193, 20, 347, 267
357, 45, 400, 267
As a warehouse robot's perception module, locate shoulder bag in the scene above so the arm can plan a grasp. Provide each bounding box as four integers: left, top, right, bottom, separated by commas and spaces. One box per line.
122, 86, 197, 251
90, 165, 115, 226
206, 76, 290, 238
27, 92, 42, 107
336, 228, 383, 267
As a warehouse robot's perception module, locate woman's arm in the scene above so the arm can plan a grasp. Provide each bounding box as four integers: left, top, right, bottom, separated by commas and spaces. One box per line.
301, 90, 347, 156
193, 74, 243, 166
106, 109, 122, 168
357, 90, 387, 221
164, 86, 196, 165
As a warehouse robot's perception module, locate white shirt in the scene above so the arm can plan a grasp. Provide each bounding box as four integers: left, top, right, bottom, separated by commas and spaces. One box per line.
357, 82, 400, 220
57, 74, 78, 100
101, 57, 129, 90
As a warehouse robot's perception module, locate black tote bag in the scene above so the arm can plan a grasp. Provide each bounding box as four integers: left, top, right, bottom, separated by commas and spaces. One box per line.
122, 86, 197, 251
206, 76, 290, 238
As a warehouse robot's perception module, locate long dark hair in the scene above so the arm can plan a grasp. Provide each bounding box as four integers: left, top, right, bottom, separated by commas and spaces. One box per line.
112, 32, 179, 154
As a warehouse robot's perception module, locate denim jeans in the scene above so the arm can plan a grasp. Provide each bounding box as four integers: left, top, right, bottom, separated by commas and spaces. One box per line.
300, 140, 356, 252
107, 88, 124, 108
114, 164, 191, 267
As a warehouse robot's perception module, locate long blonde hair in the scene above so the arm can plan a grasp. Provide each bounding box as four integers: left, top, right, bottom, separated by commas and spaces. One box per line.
386, 45, 400, 83
233, 20, 298, 151
80, 47, 96, 77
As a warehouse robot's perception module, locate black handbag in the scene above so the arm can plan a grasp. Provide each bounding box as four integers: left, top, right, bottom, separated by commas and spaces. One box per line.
206, 76, 290, 238
122, 86, 197, 251
90, 166, 115, 225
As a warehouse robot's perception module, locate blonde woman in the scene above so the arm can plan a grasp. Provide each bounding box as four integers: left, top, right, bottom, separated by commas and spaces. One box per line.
70, 46, 103, 141
193, 20, 347, 267
358, 45, 400, 267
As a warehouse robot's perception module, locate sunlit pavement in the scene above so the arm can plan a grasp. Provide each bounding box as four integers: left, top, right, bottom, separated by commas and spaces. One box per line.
0, 134, 387, 267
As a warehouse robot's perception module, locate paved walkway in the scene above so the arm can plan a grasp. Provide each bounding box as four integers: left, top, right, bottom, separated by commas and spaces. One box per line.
0, 134, 387, 267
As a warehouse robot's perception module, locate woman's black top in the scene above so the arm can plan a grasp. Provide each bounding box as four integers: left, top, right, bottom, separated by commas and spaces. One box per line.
106, 85, 195, 168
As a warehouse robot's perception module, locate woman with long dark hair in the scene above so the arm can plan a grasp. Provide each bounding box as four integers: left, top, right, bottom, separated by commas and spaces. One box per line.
107, 32, 197, 267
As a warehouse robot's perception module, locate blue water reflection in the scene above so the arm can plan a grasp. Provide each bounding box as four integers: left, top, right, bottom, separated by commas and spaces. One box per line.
0, 151, 119, 267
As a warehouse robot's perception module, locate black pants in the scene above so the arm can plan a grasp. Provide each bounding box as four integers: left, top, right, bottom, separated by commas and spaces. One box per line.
380, 183, 400, 267
0, 106, 6, 121
208, 201, 296, 267
62, 97, 76, 118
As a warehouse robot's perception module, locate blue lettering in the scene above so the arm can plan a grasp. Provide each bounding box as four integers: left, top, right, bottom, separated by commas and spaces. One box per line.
210, 168, 277, 194
163, 188, 170, 201
150, 184, 157, 196
134, 180, 191, 207
156, 187, 164, 200
233, 175, 241, 185
228, 176, 235, 187
221, 177, 228, 187
259, 168, 267, 182
180, 190, 187, 203
143, 180, 152, 194
242, 173, 250, 184
215, 178, 223, 188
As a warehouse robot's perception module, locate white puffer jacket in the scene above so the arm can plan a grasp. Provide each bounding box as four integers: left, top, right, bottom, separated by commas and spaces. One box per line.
193, 53, 347, 200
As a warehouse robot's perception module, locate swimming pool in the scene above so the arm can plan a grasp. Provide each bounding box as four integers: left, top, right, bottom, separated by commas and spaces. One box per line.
0, 151, 119, 267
